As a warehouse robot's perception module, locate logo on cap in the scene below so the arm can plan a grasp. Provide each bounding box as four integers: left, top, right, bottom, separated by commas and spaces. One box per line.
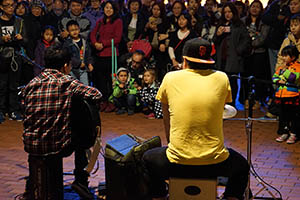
199, 46, 206, 57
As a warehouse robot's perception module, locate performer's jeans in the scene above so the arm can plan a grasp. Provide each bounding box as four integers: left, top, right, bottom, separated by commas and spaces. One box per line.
143, 147, 249, 200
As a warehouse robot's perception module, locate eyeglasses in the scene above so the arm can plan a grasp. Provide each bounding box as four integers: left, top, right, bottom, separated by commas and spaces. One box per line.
132, 59, 142, 64
2, 3, 16, 8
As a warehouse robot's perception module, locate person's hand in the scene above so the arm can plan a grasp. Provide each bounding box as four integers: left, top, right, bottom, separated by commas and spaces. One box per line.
123, 89, 128, 94
127, 41, 133, 51
94, 42, 103, 51
278, 15, 286, 20
145, 22, 150, 30
159, 34, 168, 41
15, 34, 23, 40
212, 4, 218, 13
172, 59, 179, 68
137, 86, 142, 90
60, 30, 69, 39
159, 44, 166, 52
278, 80, 286, 84
133, 82, 139, 89
119, 83, 125, 88
188, 9, 195, 15
2, 34, 11, 42
80, 62, 85, 69
216, 26, 225, 36
88, 64, 94, 72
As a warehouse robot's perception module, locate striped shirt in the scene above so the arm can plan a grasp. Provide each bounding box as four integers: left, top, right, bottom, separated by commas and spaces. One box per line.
21, 68, 102, 155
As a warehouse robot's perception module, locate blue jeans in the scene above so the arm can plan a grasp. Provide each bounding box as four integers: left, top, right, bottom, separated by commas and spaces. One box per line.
142, 147, 249, 200
113, 94, 136, 110
70, 69, 89, 86
268, 48, 278, 78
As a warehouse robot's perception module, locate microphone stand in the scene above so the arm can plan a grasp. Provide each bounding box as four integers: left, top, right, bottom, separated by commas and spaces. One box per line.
229, 75, 282, 200
244, 76, 255, 200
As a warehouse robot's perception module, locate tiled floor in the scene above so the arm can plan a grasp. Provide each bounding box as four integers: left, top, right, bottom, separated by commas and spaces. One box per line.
0, 109, 299, 200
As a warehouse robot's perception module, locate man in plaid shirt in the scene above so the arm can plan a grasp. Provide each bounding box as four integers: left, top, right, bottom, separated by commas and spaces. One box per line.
21, 45, 102, 199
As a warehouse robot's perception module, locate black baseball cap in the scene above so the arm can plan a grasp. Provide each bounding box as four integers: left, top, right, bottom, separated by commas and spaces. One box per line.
182, 38, 215, 64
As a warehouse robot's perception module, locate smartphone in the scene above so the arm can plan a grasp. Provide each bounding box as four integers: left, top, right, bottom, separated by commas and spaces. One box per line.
224, 26, 231, 33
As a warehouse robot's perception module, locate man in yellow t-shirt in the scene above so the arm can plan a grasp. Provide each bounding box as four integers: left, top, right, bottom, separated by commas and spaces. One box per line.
143, 38, 249, 200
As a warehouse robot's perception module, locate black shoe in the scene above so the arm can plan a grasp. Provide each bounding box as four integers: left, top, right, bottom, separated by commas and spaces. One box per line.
15, 192, 30, 200
71, 180, 94, 199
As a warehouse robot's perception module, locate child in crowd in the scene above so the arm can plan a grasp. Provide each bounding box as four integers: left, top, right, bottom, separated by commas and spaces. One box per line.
109, 68, 139, 115
273, 45, 300, 144
276, 14, 300, 69
138, 69, 163, 119
34, 25, 56, 76
63, 20, 93, 85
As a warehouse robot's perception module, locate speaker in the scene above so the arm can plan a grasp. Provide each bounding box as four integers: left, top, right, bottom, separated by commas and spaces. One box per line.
104, 134, 161, 200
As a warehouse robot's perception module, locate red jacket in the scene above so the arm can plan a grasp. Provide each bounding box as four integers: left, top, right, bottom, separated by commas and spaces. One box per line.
90, 18, 123, 57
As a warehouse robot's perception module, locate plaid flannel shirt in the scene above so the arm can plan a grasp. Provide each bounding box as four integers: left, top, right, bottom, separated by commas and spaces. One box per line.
21, 69, 102, 155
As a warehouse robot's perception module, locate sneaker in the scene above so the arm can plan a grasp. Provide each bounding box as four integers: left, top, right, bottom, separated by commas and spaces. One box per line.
14, 192, 30, 200
9, 112, 23, 121
71, 180, 94, 199
276, 134, 289, 142
146, 113, 155, 119
286, 134, 297, 144
0, 112, 5, 124
116, 108, 126, 115
128, 109, 134, 115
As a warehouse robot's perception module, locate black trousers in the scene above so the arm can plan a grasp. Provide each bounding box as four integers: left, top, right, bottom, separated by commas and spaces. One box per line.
142, 147, 249, 200
277, 98, 300, 137
0, 58, 21, 113
93, 56, 113, 101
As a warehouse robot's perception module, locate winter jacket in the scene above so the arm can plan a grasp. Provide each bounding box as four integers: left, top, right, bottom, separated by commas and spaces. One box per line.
273, 61, 300, 98
90, 18, 123, 57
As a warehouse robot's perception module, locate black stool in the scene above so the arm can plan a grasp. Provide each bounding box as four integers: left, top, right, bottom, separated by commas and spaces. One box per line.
28, 154, 63, 200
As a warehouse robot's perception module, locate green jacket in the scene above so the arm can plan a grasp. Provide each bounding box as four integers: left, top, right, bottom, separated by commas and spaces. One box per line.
109, 78, 140, 106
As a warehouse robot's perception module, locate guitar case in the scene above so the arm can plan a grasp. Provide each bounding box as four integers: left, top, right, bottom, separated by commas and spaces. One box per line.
70, 96, 101, 149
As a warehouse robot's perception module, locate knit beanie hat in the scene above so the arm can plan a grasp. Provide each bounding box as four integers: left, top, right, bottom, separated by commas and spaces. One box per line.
30, 0, 46, 10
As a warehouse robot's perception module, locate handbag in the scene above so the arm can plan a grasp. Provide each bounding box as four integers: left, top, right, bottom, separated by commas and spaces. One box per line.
130, 38, 152, 59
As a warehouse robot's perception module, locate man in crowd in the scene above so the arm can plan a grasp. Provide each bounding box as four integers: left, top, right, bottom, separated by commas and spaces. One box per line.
59, 0, 91, 40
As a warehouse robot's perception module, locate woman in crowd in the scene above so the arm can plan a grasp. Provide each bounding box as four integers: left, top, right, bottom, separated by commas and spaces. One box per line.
121, 0, 146, 54
240, 0, 270, 109
90, 0, 123, 112
15, 1, 29, 18
166, 1, 186, 33
168, 11, 197, 70
213, 2, 251, 107
144, 2, 169, 81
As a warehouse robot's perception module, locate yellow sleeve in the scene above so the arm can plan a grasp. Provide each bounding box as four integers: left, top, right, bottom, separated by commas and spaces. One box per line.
225, 77, 232, 103
156, 73, 169, 104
